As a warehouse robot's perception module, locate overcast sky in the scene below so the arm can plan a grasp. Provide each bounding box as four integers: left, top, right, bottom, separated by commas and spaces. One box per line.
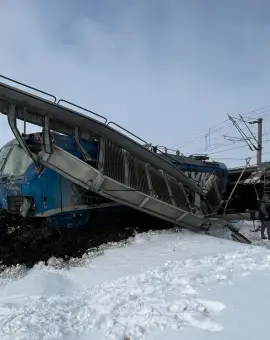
0, 0, 270, 166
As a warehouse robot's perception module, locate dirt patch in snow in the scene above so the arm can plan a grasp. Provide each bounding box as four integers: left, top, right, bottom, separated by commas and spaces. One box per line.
0, 210, 174, 268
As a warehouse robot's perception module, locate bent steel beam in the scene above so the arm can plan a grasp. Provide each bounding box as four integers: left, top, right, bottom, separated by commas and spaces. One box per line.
7, 104, 38, 167
73, 126, 94, 163
42, 116, 53, 155
0, 78, 204, 196
37, 143, 207, 230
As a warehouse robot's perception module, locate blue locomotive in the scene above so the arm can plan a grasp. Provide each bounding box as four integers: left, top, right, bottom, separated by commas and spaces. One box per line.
0, 132, 228, 229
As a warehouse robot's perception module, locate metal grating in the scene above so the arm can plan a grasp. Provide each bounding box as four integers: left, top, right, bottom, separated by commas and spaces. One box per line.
103, 139, 125, 183
101, 139, 196, 214
126, 152, 149, 194
169, 179, 190, 211
148, 168, 171, 204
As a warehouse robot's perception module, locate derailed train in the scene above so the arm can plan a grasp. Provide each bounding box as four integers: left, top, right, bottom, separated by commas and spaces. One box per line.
0, 131, 228, 229
0, 73, 240, 242
0, 75, 253, 269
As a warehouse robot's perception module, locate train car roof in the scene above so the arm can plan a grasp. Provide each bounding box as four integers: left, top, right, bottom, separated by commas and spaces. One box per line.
159, 153, 227, 170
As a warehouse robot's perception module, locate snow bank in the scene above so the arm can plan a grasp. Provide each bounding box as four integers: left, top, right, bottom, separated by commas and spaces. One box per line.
0, 228, 269, 339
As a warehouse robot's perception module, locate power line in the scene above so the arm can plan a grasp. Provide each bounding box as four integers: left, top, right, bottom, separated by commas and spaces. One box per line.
173, 105, 270, 150
207, 144, 248, 155
212, 157, 249, 160
185, 119, 267, 153
228, 114, 257, 151
173, 120, 230, 149
168, 104, 270, 167
176, 121, 232, 149
178, 121, 240, 150
213, 150, 270, 162
188, 119, 270, 155
205, 137, 270, 156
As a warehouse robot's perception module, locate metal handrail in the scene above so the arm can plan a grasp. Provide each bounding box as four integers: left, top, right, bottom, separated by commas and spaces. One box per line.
106, 122, 205, 187
0, 75, 57, 103
107, 121, 147, 144
57, 99, 107, 123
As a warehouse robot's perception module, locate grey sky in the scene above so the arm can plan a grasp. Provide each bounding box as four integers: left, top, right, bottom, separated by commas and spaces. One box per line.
0, 0, 270, 167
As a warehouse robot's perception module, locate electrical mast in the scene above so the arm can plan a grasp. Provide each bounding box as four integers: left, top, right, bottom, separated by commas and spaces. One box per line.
248, 118, 263, 166
226, 115, 263, 166
257, 118, 263, 165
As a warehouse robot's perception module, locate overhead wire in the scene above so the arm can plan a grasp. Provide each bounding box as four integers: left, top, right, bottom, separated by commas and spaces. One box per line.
173, 105, 270, 151
167, 104, 270, 169
213, 150, 270, 162
206, 138, 270, 156
188, 115, 270, 155
207, 144, 248, 155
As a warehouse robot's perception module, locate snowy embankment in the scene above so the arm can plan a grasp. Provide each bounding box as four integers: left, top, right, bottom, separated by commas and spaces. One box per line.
0, 222, 270, 340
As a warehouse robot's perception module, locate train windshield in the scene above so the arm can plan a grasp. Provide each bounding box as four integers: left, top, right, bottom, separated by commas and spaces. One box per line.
0, 144, 33, 176
0, 146, 12, 172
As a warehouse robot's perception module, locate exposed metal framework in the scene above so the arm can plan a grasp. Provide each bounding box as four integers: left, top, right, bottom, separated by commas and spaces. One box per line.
0, 75, 204, 195
0, 75, 210, 230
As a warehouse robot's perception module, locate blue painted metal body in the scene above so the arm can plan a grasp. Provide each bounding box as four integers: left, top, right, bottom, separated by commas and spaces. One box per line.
166, 155, 228, 195
0, 133, 229, 228
0, 133, 99, 228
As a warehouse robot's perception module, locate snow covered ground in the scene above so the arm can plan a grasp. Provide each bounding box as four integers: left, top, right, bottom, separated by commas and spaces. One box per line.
0, 222, 270, 340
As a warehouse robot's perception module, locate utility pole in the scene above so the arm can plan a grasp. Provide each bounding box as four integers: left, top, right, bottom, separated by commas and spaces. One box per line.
257, 118, 263, 166
227, 114, 263, 166
248, 117, 263, 165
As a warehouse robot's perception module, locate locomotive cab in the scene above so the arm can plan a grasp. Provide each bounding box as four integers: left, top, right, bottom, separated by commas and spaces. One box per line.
0, 132, 108, 228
